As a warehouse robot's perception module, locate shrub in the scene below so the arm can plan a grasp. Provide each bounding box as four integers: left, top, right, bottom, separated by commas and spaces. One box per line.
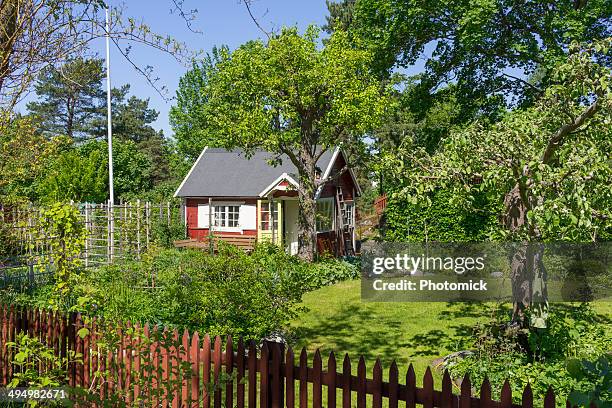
65, 243, 358, 340
6, 332, 80, 389
151, 219, 186, 248
567, 356, 612, 408
445, 304, 611, 406
383, 188, 500, 242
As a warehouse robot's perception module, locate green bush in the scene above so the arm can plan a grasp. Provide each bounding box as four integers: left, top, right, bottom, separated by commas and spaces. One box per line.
61, 243, 358, 340
567, 356, 612, 408
151, 218, 186, 248
383, 188, 500, 242
6, 332, 80, 389
445, 304, 611, 406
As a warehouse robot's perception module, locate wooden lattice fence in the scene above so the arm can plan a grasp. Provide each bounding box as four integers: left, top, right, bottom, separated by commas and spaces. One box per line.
0, 201, 183, 285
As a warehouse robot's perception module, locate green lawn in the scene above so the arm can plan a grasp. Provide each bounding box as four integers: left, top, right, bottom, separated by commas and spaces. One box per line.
287, 279, 612, 387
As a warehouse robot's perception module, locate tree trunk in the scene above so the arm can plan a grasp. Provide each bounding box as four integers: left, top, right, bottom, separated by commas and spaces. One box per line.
504, 184, 548, 327
296, 149, 317, 262
0, 0, 18, 94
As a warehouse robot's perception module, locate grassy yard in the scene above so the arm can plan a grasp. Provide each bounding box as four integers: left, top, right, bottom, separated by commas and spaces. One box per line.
287, 279, 612, 387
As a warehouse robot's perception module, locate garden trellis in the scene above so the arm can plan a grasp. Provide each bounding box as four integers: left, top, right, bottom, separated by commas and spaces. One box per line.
0, 201, 183, 284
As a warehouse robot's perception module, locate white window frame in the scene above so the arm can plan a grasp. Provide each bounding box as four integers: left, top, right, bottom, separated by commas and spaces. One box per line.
214, 205, 240, 229
199, 201, 244, 232
316, 197, 334, 232
343, 202, 355, 227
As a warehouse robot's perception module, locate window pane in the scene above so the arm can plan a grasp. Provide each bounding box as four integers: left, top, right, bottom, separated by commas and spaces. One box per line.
214, 206, 222, 227
260, 201, 278, 230
343, 203, 354, 227
316, 199, 333, 231
228, 206, 239, 227
209, 205, 242, 228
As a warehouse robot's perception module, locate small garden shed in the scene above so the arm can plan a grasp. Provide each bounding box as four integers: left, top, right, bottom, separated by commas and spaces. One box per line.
174, 147, 361, 256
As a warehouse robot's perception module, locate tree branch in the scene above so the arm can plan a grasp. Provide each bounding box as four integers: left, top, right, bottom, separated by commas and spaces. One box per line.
241, 0, 271, 40
502, 73, 543, 93
542, 98, 601, 164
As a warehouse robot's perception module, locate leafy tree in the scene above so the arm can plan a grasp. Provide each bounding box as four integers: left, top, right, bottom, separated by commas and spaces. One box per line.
38, 139, 153, 203
37, 146, 108, 203
376, 77, 462, 153
80, 140, 153, 199
0, 114, 63, 202
92, 84, 161, 143
171, 27, 390, 260
26, 58, 105, 140
383, 189, 500, 242
381, 39, 612, 323
170, 50, 225, 161
324, 0, 356, 34
350, 0, 611, 113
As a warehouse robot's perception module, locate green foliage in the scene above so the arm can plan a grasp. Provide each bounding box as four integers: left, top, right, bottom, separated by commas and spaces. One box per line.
351, 0, 611, 112
37, 203, 86, 305
445, 304, 612, 406
6, 332, 80, 390
381, 39, 612, 241
50, 244, 359, 340
567, 356, 612, 408
37, 139, 154, 203
170, 50, 226, 161
26, 57, 105, 140
375, 80, 464, 153
0, 114, 64, 202
36, 146, 108, 203
151, 217, 186, 248
302, 258, 359, 289
324, 0, 356, 34
92, 84, 173, 186
383, 189, 500, 242
194, 25, 388, 154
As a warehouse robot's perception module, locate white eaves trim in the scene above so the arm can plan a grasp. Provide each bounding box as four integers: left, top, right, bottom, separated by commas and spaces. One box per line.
174, 147, 208, 198
258, 172, 299, 197
314, 147, 362, 199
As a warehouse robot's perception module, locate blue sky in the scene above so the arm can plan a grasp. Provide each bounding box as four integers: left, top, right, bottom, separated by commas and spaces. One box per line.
17, 1, 330, 138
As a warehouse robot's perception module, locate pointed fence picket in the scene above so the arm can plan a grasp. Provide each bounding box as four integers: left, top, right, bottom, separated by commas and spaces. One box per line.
0, 305, 578, 408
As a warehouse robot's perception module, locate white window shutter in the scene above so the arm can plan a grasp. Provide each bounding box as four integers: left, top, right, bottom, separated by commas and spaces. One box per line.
239, 204, 256, 230
197, 204, 210, 228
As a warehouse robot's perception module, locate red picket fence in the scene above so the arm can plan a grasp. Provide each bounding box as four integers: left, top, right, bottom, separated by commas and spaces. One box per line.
1, 305, 565, 407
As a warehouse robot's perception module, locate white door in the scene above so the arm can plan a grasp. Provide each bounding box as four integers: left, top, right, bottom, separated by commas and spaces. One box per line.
284, 200, 299, 255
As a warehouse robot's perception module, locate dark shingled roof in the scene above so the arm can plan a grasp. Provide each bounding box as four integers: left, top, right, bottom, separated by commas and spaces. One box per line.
174, 148, 336, 197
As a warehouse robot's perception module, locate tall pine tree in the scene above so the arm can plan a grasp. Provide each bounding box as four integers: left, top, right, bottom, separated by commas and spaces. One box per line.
27, 58, 105, 140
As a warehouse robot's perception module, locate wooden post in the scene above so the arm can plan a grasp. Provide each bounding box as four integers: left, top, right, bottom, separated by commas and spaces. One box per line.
270, 198, 276, 245
181, 199, 187, 239
208, 198, 213, 255
136, 200, 141, 259
27, 204, 34, 284
84, 203, 89, 268
263, 340, 285, 408
145, 201, 151, 249
167, 202, 171, 226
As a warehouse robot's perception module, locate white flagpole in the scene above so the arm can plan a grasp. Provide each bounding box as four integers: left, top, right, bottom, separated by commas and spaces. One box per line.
105, 5, 115, 263
105, 5, 114, 205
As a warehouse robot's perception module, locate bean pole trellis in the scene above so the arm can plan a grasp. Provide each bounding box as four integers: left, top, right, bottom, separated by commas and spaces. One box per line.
0, 201, 183, 284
